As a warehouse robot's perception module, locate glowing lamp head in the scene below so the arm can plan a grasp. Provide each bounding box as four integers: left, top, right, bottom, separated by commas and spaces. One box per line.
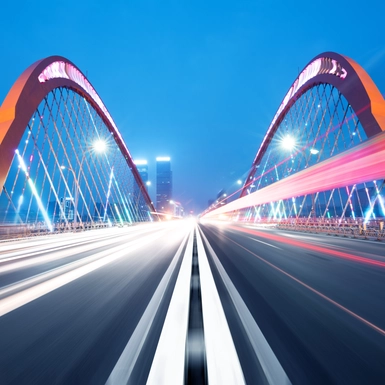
281, 135, 296, 150
93, 139, 107, 153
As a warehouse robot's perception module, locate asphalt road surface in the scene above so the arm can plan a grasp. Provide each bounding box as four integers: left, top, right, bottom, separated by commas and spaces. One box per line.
0, 219, 384, 384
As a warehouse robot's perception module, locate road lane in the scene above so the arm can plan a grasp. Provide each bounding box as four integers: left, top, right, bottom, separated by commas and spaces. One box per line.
0, 221, 192, 385
199, 222, 385, 384
0, 224, 170, 288
2, 219, 385, 384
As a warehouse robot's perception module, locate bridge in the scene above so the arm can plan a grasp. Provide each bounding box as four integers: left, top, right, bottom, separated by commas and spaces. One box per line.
0, 53, 385, 384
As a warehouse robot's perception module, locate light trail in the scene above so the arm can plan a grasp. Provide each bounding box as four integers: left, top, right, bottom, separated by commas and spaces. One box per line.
0, 228, 172, 317
203, 131, 385, 218
222, 232, 385, 338
229, 225, 385, 268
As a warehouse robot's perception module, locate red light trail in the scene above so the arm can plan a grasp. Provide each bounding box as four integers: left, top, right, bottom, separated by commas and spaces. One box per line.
222, 227, 385, 337
203, 131, 385, 218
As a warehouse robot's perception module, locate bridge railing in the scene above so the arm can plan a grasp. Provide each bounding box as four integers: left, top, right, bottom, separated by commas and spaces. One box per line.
275, 221, 385, 241
0, 221, 129, 240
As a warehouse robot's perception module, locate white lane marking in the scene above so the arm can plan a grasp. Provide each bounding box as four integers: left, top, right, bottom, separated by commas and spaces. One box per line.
199, 227, 292, 385
145, 227, 194, 385
248, 237, 282, 250
196, 228, 246, 385
0, 230, 169, 317
106, 225, 193, 385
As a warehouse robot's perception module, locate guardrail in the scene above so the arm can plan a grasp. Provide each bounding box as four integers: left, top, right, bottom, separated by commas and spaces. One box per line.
0, 222, 127, 240
276, 223, 385, 241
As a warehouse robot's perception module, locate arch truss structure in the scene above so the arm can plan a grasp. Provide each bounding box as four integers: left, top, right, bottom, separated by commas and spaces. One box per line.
203, 52, 385, 226
0, 56, 157, 234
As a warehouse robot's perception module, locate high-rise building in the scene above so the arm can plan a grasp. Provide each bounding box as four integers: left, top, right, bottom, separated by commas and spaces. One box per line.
156, 157, 172, 212
134, 160, 149, 190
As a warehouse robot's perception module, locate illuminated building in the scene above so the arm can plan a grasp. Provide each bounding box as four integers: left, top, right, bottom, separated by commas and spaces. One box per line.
134, 160, 149, 190
156, 157, 172, 212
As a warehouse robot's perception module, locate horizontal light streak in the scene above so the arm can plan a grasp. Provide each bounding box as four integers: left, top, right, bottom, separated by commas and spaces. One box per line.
203, 132, 385, 218
0, 231, 143, 274
0, 225, 164, 261
0, 225, 181, 316
231, 226, 385, 269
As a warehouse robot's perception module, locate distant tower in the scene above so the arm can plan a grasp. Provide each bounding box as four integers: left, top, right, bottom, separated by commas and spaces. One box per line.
134, 160, 149, 190
156, 157, 172, 212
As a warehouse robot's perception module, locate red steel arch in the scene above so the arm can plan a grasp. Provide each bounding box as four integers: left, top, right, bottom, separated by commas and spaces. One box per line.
0, 56, 155, 212
241, 51, 385, 197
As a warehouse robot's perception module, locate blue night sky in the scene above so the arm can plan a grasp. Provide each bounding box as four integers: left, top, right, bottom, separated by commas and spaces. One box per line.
1, 0, 385, 213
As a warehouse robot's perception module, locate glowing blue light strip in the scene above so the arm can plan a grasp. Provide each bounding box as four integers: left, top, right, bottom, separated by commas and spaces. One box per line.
364, 184, 377, 224
103, 168, 114, 221
15, 150, 53, 231
114, 204, 124, 225
373, 180, 385, 216
124, 196, 134, 223
274, 165, 280, 181
111, 173, 132, 223
37, 151, 68, 225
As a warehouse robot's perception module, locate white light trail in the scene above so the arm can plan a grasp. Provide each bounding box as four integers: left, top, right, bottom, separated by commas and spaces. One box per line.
15, 150, 53, 231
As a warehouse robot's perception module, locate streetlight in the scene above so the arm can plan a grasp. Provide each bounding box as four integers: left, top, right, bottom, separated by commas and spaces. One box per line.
61, 139, 107, 227
93, 139, 107, 153
281, 135, 296, 150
